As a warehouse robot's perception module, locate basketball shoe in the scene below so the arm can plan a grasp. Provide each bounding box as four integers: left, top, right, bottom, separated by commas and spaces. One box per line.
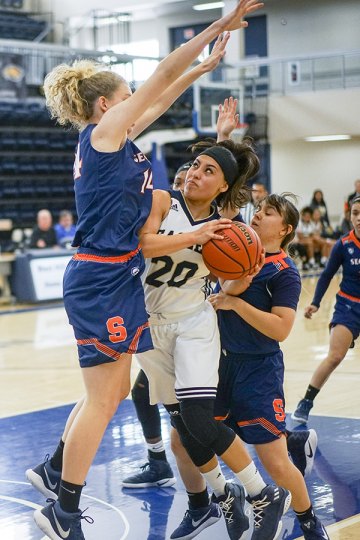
26, 455, 61, 499
212, 482, 249, 540
300, 516, 330, 539
248, 485, 292, 540
287, 429, 318, 477
291, 399, 314, 424
34, 499, 93, 540
170, 502, 221, 539
122, 458, 176, 488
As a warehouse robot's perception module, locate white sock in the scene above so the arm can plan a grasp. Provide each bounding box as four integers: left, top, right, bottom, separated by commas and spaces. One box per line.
147, 440, 165, 454
309, 257, 315, 265
321, 256, 327, 264
235, 462, 266, 498
202, 464, 227, 496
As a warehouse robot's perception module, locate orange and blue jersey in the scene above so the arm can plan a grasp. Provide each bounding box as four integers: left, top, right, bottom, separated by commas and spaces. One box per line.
72, 124, 153, 254
218, 250, 301, 355
215, 251, 301, 444
312, 230, 360, 341
312, 230, 360, 307
63, 126, 154, 367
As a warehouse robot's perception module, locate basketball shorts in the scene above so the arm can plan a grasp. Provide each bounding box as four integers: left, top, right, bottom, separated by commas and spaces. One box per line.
214, 349, 286, 444
331, 293, 360, 342
63, 248, 153, 368
136, 301, 220, 405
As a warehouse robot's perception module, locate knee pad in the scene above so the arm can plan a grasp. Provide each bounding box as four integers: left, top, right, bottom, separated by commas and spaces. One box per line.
164, 403, 214, 467
180, 399, 236, 457
131, 370, 150, 402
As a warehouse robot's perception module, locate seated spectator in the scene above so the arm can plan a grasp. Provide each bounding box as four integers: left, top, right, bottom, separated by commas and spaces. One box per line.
347, 178, 360, 206
55, 210, 76, 247
29, 209, 57, 249
309, 189, 330, 227
241, 181, 268, 224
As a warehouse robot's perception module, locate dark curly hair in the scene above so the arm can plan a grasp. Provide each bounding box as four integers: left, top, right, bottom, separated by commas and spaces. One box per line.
190, 137, 260, 211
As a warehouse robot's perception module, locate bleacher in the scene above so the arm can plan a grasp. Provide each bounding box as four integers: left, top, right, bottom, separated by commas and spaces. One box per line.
0, 100, 77, 228
0, 9, 47, 41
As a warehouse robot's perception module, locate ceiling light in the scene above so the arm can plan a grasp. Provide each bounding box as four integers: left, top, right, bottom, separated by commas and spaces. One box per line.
193, 2, 224, 11
304, 135, 351, 142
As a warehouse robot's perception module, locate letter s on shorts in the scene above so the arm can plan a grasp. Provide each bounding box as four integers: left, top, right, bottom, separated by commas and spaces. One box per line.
273, 398, 286, 422
106, 316, 128, 343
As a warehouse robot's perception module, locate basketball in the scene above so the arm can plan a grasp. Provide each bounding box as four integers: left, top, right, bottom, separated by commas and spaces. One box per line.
202, 222, 262, 280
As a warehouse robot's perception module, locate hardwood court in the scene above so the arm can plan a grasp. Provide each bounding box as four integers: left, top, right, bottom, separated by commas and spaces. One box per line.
0, 274, 359, 539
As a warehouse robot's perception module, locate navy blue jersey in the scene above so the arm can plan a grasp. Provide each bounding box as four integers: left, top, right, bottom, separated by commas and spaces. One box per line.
218, 250, 301, 355
72, 125, 153, 254
312, 230, 360, 307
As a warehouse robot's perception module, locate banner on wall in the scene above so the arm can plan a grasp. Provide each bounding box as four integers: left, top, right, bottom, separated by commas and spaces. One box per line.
0, 53, 27, 99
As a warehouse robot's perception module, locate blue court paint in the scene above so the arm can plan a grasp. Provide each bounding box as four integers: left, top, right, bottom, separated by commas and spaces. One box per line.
0, 401, 359, 539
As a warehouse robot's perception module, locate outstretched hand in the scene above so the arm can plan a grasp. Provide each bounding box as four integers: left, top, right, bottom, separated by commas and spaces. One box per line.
219, 0, 264, 32
217, 96, 241, 141
200, 32, 230, 73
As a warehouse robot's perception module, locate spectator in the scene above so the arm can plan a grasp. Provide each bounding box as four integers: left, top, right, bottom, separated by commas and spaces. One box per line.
55, 210, 76, 248
29, 209, 57, 249
296, 206, 316, 269
172, 162, 192, 191
347, 179, 360, 206
241, 181, 268, 224
337, 207, 353, 236
309, 189, 330, 227
311, 208, 335, 266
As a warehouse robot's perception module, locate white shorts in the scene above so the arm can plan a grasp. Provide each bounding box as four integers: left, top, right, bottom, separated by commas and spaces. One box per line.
135, 301, 220, 405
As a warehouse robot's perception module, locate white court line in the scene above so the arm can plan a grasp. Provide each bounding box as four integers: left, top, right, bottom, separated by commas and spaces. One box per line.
0, 479, 130, 540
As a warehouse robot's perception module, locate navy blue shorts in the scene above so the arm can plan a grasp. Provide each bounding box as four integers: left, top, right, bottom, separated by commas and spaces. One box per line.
63, 247, 153, 368
215, 350, 286, 444
331, 293, 360, 342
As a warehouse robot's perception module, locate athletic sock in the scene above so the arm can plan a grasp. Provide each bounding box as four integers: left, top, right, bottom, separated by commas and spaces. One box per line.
304, 384, 320, 402
50, 439, 64, 472
187, 488, 210, 510
202, 464, 227, 496
147, 440, 167, 461
58, 480, 83, 513
295, 505, 315, 523
235, 462, 266, 498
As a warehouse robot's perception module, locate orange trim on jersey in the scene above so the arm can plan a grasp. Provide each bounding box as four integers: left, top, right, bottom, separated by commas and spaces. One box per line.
214, 415, 229, 422
338, 290, 360, 303
265, 250, 289, 269
73, 246, 140, 264
77, 321, 150, 359
237, 417, 283, 438
77, 338, 124, 361
127, 321, 150, 354
342, 230, 360, 249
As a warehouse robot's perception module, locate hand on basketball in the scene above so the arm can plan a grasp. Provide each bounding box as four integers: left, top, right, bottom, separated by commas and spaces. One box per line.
218, 0, 264, 32
217, 97, 241, 141
195, 219, 232, 245
304, 304, 319, 319
208, 291, 234, 311
200, 33, 230, 74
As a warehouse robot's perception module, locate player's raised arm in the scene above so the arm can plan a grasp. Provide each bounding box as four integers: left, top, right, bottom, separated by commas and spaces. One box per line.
93, 0, 264, 149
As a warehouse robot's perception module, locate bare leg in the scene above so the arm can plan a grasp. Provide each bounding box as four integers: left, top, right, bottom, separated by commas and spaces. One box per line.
62, 397, 85, 442
255, 437, 310, 511
309, 325, 353, 390
62, 354, 132, 484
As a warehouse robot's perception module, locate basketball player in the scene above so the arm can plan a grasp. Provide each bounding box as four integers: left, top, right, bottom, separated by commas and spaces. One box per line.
122, 98, 245, 490
292, 195, 360, 424
136, 141, 291, 540
208, 193, 329, 540
25, 3, 264, 538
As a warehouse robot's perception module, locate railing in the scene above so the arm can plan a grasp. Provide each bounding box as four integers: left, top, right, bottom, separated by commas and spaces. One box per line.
222, 50, 360, 97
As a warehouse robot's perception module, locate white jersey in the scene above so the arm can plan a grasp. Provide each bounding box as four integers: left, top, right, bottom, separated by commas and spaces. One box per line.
142, 190, 217, 322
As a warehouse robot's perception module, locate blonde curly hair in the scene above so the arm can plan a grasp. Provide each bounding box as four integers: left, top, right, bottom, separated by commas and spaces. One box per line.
43, 59, 126, 129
